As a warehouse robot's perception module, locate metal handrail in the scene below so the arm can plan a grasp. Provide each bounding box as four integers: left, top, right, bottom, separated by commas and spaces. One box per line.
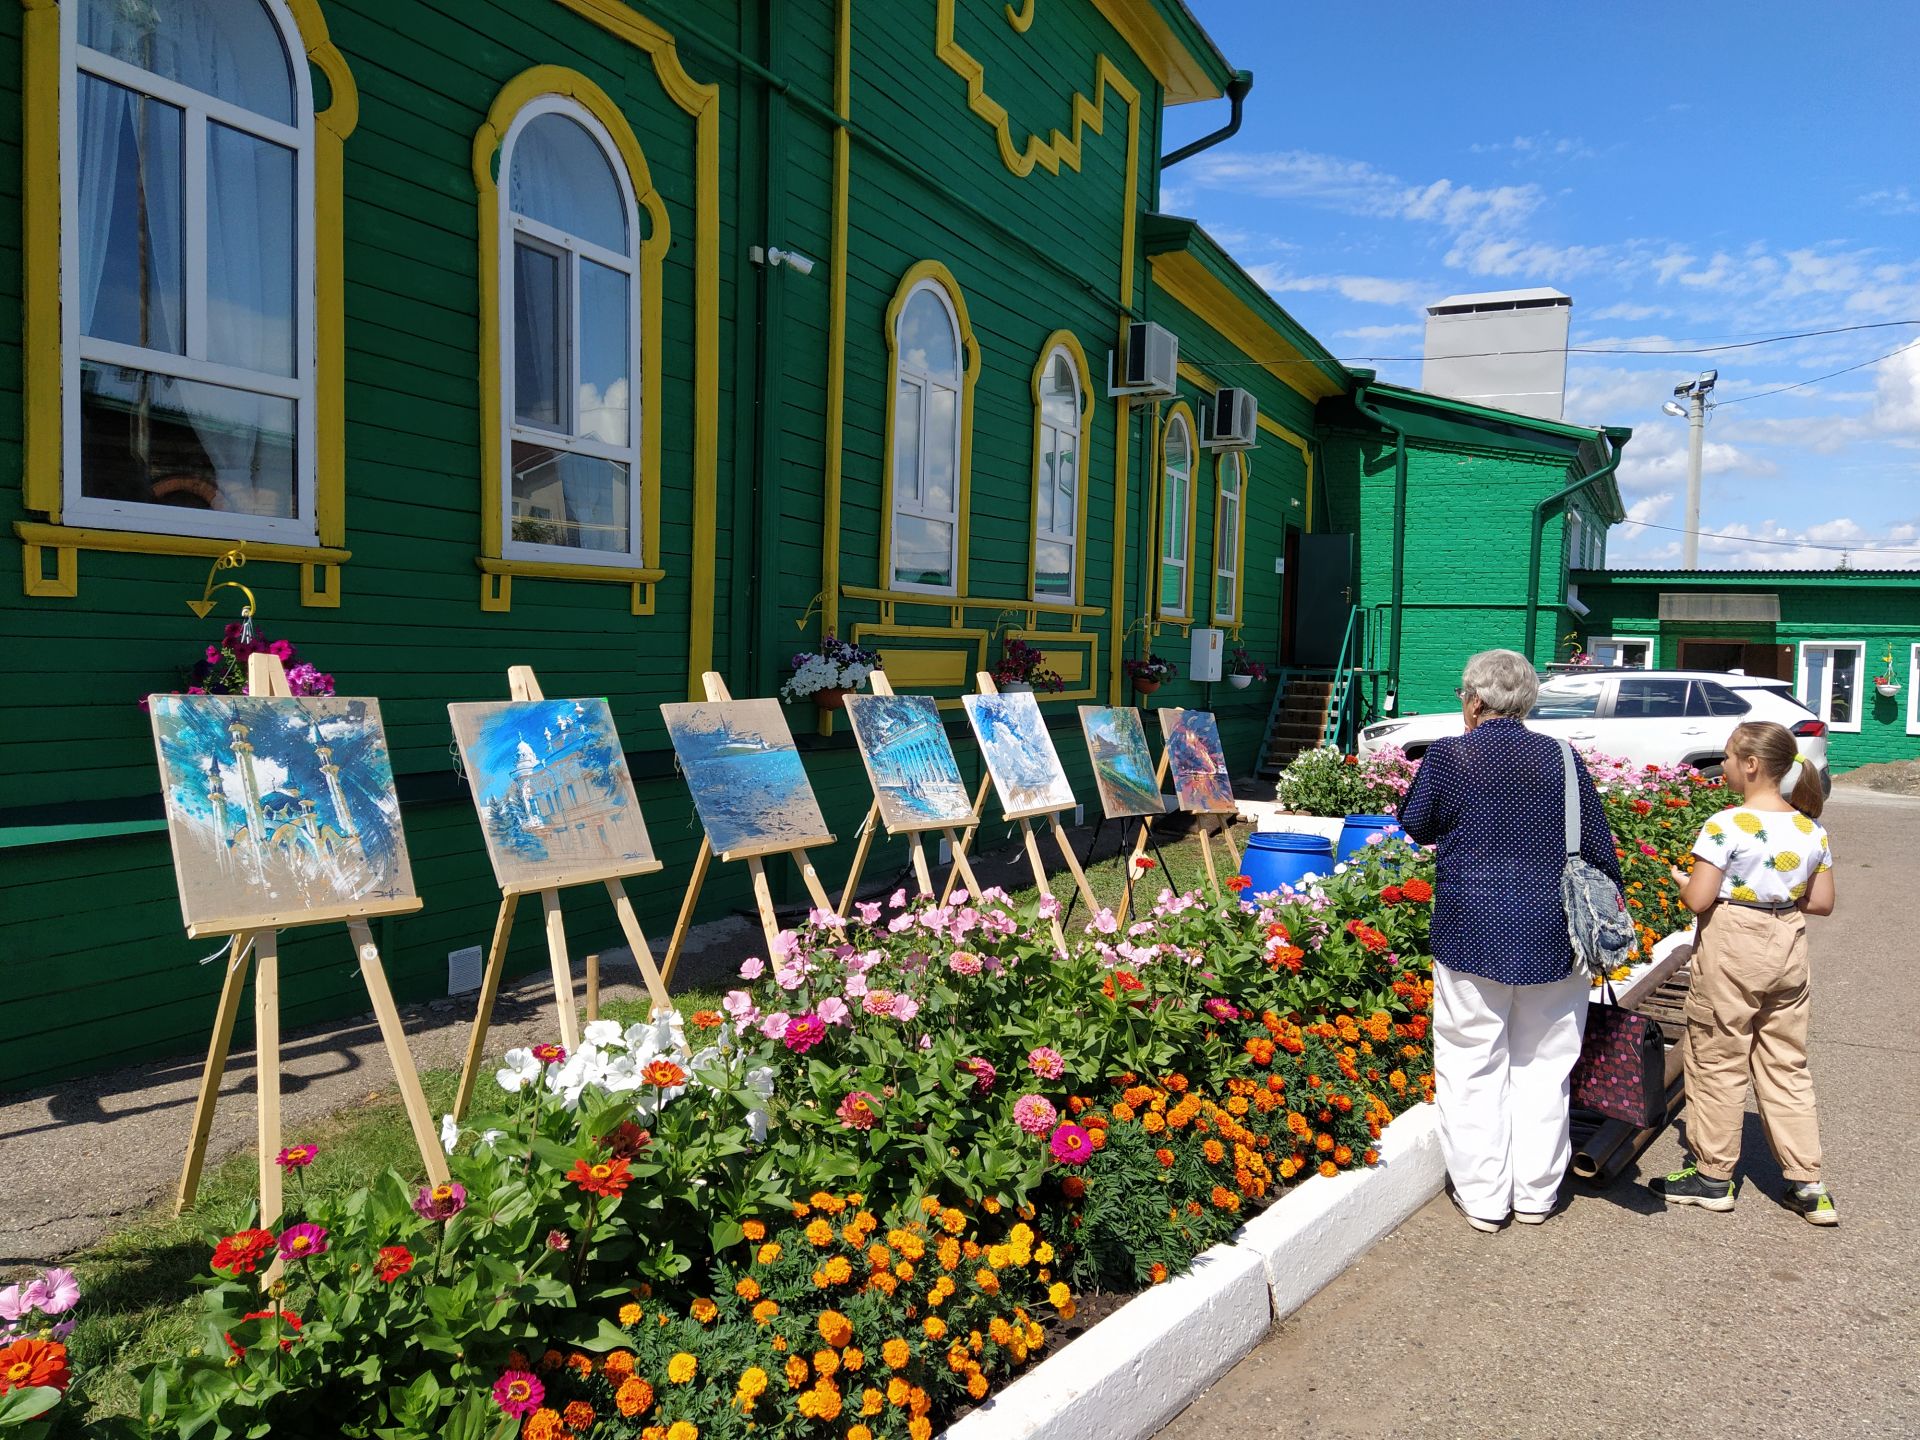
1320, 607, 1364, 749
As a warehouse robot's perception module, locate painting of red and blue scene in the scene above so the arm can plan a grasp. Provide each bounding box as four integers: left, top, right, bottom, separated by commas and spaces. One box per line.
1157, 707, 1237, 814
844, 694, 977, 834
149, 694, 419, 937
963, 690, 1076, 820
449, 698, 657, 894
660, 699, 833, 857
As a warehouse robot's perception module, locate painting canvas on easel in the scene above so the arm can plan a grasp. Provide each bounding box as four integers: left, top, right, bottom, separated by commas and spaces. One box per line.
661, 698, 832, 857
1157, 707, 1237, 813
149, 694, 419, 936
844, 694, 976, 834
1079, 706, 1163, 819
449, 698, 657, 893
963, 690, 1075, 819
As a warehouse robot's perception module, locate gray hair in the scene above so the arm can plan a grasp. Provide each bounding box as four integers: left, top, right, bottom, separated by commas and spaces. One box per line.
1461, 649, 1538, 718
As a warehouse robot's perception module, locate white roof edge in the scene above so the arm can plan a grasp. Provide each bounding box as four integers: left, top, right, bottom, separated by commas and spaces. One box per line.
1428, 287, 1571, 311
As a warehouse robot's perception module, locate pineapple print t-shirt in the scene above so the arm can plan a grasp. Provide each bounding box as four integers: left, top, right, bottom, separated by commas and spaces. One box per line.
1691, 806, 1832, 904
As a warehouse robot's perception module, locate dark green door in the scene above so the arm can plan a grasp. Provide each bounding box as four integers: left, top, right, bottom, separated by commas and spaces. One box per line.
1290, 533, 1354, 667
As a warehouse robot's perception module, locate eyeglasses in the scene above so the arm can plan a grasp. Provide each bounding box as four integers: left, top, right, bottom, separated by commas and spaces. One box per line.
1454, 687, 1472, 702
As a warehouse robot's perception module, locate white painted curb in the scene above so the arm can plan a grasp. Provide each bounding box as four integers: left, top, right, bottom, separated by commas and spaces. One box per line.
940, 1103, 1442, 1440
1234, 801, 1345, 841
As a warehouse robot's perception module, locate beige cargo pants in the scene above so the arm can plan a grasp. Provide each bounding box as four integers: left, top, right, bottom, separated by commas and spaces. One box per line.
1683, 902, 1823, 1184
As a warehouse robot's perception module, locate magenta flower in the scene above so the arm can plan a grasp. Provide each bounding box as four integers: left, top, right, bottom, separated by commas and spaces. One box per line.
274, 1143, 319, 1171
961, 1056, 996, 1093
530, 1043, 566, 1065
276, 1223, 329, 1261
492, 1368, 544, 1417
412, 1181, 468, 1221
546, 1228, 571, 1252
1049, 1122, 1093, 1165
784, 1013, 827, 1053
1027, 1046, 1065, 1080
1013, 1094, 1057, 1137
836, 1090, 880, 1130
1203, 998, 1239, 1022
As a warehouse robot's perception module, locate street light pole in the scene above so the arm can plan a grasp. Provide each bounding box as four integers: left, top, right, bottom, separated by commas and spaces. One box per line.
1683, 385, 1706, 569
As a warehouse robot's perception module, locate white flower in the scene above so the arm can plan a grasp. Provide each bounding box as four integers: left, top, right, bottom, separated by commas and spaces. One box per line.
583, 1018, 623, 1047
495, 1047, 541, 1094
478, 1128, 506, 1149
742, 1064, 776, 1144
439, 1113, 460, 1155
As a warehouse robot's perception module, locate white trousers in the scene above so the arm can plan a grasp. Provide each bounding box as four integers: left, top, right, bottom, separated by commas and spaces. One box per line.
1433, 962, 1590, 1221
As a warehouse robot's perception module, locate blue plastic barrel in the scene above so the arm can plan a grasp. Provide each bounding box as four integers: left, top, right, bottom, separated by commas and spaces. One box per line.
1336, 813, 1401, 862
1239, 830, 1335, 899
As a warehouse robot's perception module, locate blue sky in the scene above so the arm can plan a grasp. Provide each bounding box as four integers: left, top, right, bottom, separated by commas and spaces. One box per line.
1163, 2, 1920, 568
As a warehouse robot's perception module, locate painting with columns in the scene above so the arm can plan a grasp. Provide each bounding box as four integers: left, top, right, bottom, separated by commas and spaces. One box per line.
148, 695, 418, 935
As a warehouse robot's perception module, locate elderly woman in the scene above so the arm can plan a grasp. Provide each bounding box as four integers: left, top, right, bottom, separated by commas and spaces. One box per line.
1400, 649, 1623, 1231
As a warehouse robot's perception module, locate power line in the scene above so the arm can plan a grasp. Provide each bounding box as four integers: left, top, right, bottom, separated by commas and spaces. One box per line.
1712, 339, 1920, 407
1613, 517, 1920, 556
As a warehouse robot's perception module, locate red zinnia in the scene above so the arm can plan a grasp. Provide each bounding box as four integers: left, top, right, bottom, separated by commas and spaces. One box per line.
376, 1245, 414, 1283
640, 1059, 687, 1089
211, 1228, 276, 1275
1134, 857, 1157, 870
568, 1156, 633, 1198
1226, 874, 1251, 893
226, 1310, 303, 1357
0, 1337, 69, 1394
1401, 878, 1432, 903
1379, 885, 1404, 905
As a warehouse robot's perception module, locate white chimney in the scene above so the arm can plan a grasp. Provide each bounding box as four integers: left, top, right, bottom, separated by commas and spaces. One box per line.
1420, 288, 1571, 421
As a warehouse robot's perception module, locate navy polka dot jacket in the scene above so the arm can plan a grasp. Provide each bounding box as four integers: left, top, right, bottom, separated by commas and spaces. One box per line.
1399, 716, 1625, 985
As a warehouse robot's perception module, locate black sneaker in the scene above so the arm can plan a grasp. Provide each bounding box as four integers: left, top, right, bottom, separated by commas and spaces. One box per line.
1786, 1181, 1839, 1227
1656, 1164, 1735, 1212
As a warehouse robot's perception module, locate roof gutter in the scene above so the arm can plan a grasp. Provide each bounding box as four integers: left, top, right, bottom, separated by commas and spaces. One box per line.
1522, 429, 1630, 663
1161, 70, 1253, 169
1349, 373, 1408, 708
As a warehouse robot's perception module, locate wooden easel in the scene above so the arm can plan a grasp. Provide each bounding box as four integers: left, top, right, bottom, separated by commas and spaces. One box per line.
175, 654, 450, 1227
1115, 748, 1173, 927
659, 673, 840, 985
837, 671, 985, 909
452, 666, 676, 1120
968, 674, 1097, 952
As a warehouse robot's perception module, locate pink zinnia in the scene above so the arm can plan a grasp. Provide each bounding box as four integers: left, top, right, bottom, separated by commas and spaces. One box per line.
276, 1223, 328, 1261
785, 1013, 827, 1052
1013, 1093, 1057, 1137
413, 1181, 468, 1221
837, 1090, 880, 1130
1027, 1046, 1065, 1080
949, 951, 983, 978
274, 1143, 319, 1170
1203, 998, 1239, 1022
889, 993, 920, 1023
492, 1368, 544, 1417
1049, 1123, 1093, 1165
962, 1056, 996, 1093
530, 1043, 566, 1065
863, 988, 895, 1017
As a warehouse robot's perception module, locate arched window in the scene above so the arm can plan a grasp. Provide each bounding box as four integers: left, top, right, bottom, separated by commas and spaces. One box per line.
1032, 342, 1084, 601
889, 278, 965, 593
1158, 408, 1195, 618
500, 99, 643, 563
1214, 451, 1246, 624
64, 0, 315, 540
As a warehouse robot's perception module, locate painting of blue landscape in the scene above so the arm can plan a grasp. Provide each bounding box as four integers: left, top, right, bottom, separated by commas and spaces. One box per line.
149, 694, 419, 937
661, 698, 833, 857
844, 694, 977, 834
449, 698, 657, 894
1079, 706, 1162, 819
1157, 707, 1237, 813
963, 691, 1075, 820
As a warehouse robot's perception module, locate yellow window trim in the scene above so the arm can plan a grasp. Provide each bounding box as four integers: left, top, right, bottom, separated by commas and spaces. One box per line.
849, 623, 991, 712
1212, 449, 1247, 628
1155, 401, 1198, 624
473, 67, 669, 615
879, 261, 979, 600
1177, 359, 1316, 538
818, 0, 853, 732
18, 0, 356, 604
1026, 331, 1094, 606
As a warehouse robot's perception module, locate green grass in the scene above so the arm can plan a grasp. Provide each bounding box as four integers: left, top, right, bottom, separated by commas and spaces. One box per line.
1001, 824, 1235, 916
58, 987, 721, 1427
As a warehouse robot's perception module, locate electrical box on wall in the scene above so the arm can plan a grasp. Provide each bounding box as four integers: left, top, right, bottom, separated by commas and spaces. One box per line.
1190, 627, 1224, 683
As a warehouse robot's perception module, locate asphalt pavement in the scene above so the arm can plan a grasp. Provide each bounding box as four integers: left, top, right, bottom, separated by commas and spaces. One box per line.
1157, 787, 1920, 1440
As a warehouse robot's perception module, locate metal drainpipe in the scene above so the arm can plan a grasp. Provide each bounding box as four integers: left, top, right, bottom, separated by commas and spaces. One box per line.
1523, 430, 1628, 663
1349, 377, 1407, 710
1161, 71, 1254, 169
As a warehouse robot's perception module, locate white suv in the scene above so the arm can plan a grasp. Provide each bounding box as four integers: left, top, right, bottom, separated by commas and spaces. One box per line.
1357, 669, 1832, 792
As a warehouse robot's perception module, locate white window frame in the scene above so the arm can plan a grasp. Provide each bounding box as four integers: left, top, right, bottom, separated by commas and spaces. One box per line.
59, 0, 318, 543
498, 96, 644, 568
1213, 450, 1243, 623
1032, 344, 1081, 603
1797, 641, 1865, 733
1159, 411, 1193, 620
1589, 636, 1655, 669
889, 278, 964, 596
1907, 643, 1920, 737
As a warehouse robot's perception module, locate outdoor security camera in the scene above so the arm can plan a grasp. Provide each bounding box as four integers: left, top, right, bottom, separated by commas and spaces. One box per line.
767, 247, 818, 276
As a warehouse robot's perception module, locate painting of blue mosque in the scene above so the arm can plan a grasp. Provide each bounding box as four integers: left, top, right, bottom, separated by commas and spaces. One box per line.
844, 694, 977, 834
963, 691, 1076, 820
1079, 706, 1163, 819
449, 698, 657, 893
660, 698, 833, 858
149, 694, 418, 936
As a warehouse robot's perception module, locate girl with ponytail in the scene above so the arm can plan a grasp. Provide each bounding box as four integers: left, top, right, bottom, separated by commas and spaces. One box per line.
1657, 721, 1838, 1225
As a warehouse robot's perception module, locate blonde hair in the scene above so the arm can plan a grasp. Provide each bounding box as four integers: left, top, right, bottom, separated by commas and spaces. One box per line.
1726, 720, 1822, 819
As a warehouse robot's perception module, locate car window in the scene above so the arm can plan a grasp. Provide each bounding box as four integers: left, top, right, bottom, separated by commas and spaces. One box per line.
1530, 677, 1604, 719
1688, 681, 1750, 717
1612, 678, 1690, 718
1738, 684, 1816, 718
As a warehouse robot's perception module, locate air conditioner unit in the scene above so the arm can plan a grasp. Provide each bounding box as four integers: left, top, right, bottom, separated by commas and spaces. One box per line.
1107, 321, 1179, 397
1203, 387, 1258, 449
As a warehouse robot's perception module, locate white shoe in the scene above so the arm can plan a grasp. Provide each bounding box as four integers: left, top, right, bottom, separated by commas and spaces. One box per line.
1513, 1209, 1550, 1226
1447, 1188, 1506, 1233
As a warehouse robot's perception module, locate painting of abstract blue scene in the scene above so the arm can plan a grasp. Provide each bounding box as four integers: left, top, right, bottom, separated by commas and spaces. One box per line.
844, 693, 977, 834
660, 698, 833, 858
1079, 706, 1163, 819
1157, 707, 1238, 813
449, 698, 658, 894
963, 690, 1076, 820
149, 694, 419, 937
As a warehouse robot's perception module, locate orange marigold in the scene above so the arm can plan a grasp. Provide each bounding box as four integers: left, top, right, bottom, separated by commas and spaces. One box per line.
734, 1276, 761, 1300
1155, 1147, 1175, 1168
1150, 1262, 1169, 1283
882, 1338, 910, 1369
805, 1218, 835, 1246
690, 1297, 717, 1324
923, 1316, 947, 1341
615, 1377, 654, 1418
742, 1219, 767, 1241
752, 1299, 780, 1324
819, 1310, 854, 1348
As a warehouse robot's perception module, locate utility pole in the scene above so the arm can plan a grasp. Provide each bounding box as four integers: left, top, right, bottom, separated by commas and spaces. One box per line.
1664, 370, 1717, 569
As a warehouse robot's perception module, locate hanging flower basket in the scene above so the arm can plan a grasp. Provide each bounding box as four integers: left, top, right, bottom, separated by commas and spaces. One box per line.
813, 687, 851, 711
780, 632, 879, 706
1875, 679, 1900, 698
1125, 654, 1176, 697
1132, 677, 1162, 696
1227, 673, 1252, 690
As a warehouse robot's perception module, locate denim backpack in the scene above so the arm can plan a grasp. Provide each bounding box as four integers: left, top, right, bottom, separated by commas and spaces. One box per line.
1558, 740, 1635, 977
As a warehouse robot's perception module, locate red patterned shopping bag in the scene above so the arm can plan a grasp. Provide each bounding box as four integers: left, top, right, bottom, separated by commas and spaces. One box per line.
1571, 982, 1666, 1128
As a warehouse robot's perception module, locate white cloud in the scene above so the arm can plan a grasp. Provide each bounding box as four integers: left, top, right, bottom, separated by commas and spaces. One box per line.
1443, 237, 1613, 278
1335, 322, 1424, 343
1470, 133, 1598, 162
1859, 185, 1920, 216
1246, 264, 1430, 308
1624, 492, 1674, 525
1189, 150, 1541, 238
1868, 341, 1920, 433
1586, 302, 1671, 322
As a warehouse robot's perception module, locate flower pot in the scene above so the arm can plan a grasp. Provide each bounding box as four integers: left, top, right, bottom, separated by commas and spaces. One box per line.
812, 687, 850, 712
1876, 681, 1900, 698
1000, 681, 1034, 694
1132, 678, 1162, 696
1227, 673, 1252, 690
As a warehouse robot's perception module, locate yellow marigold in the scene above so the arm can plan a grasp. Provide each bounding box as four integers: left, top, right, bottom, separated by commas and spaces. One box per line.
742, 1219, 766, 1241
666, 1423, 698, 1440
615, 1377, 654, 1418
894, 1261, 916, 1282
883, 1338, 911, 1370
861, 1386, 885, 1416
1140, 1110, 1167, 1134
618, 1302, 643, 1326
812, 1379, 845, 1421
814, 1348, 840, 1378
986, 1244, 1010, 1269
823, 1255, 853, 1285
1034, 1241, 1054, 1264
752, 1299, 779, 1324
690, 1298, 718, 1324
937, 1236, 961, 1270
1048, 1281, 1071, 1309
989, 1316, 1014, 1345
920, 1196, 942, 1215
923, 1315, 947, 1341
734, 1276, 761, 1300
666, 1352, 697, 1385
844, 1346, 865, 1370
748, 1241, 777, 1265
983, 1196, 1001, 1213
786, 1354, 811, 1389
850, 1427, 873, 1440
792, 1201, 811, 1218
946, 1344, 971, 1373
805, 1218, 835, 1247
968, 1372, 990, 1400
523, 1411, 564, 1440
736, 1366, 769, 1403
909, 1418, 933, 1440
1025, 1320, 1044, 1348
